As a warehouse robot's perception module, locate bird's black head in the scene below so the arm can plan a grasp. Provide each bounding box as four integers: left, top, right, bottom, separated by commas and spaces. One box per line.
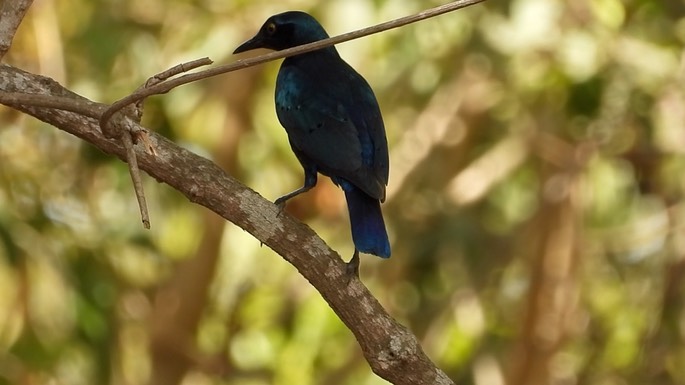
233, 11, 330, 53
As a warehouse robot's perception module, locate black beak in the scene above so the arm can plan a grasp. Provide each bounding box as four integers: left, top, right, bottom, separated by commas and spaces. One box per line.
233, 34, 264, 54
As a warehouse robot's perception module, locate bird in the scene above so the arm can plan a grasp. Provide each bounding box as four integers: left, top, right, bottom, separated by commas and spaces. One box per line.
233, 11, 391, 275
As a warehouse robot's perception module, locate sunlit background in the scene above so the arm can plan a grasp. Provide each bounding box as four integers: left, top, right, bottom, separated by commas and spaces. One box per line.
1, 0, 685, 384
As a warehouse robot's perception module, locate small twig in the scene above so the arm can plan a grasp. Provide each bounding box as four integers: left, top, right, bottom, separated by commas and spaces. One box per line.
0, 0, 34, 60
133, 57, 214, 125
143, 57, 214, 88
99, 0, 485, 131
122, 132, 150, 228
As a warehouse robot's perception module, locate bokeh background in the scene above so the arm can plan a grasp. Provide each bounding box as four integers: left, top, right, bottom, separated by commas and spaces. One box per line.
2, 0, 685, 384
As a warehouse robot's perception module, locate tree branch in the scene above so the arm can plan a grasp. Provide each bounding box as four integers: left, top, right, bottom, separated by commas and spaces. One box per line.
0, 63, 455, 385
0, 0, 33, 60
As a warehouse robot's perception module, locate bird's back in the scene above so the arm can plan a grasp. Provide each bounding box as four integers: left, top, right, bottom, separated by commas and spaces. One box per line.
275, 50, 389, 200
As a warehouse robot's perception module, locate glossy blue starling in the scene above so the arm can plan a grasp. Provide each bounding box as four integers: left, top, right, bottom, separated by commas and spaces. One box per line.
234, 11, 390, 273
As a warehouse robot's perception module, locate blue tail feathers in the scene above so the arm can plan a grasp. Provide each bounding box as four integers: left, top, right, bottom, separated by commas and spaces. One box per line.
343, 184, 391, 258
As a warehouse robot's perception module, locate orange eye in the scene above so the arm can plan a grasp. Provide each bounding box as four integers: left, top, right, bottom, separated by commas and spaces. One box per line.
266, 22, 277, 35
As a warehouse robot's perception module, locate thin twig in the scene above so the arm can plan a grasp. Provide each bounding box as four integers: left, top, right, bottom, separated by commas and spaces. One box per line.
0, 0, 34, 60
99, 0, 486, 130
144, 57, 213, 88
122, 132, 150, 228
133, 57, 213, 124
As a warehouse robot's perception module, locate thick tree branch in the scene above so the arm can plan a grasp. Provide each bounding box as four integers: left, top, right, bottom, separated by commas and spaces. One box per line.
0, 63, 455, 385
0, 0, 33, 60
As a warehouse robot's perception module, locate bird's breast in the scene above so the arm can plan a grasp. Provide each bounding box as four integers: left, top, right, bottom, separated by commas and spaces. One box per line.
275, 70, 301, 109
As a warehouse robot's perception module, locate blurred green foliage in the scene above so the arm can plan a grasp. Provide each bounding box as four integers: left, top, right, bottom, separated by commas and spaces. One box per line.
2, 0, 685, 384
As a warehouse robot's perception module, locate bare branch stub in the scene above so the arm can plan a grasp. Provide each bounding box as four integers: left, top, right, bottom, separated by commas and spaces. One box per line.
134, 57, 214, 121
122, 132, 150, 228
145, 57, 214, 88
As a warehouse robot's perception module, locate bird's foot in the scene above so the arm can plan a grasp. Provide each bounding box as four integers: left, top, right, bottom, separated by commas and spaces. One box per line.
274, 197, 287, 217
346, 250, 360, 282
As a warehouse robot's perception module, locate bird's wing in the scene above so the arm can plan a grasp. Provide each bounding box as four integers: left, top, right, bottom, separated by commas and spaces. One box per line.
276, 65, 385, 200
343, 66, 390, 194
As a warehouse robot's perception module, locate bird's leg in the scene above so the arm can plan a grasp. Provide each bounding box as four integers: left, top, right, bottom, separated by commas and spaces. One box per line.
346, 249, 360, 279
274, 185, 311, 209
274, 168, 317, 211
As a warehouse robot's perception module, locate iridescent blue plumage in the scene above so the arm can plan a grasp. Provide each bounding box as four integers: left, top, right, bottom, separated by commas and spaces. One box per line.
234, 11, 391, 270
